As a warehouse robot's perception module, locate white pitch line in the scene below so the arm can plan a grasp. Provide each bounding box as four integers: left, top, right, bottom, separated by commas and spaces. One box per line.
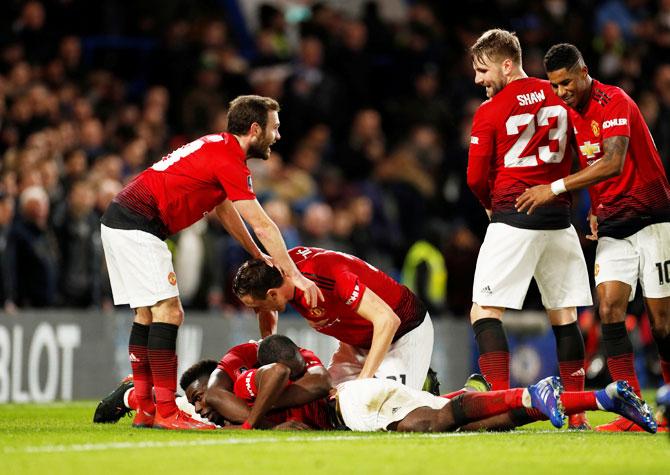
3, 430, 557, 455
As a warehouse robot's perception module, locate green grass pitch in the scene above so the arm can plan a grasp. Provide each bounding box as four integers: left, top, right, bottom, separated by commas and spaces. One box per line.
1, 393, 668, 475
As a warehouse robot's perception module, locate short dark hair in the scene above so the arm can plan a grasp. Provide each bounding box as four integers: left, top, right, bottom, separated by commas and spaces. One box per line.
544, 43, 584, 73
232, 259, 284, 300
258, 334, 300, 367
227, 95, 280, 135
470, 29, 521, 65
179, 359, 218, 391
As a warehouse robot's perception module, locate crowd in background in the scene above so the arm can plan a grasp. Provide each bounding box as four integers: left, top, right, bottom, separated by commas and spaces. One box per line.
1, 0, 669, 322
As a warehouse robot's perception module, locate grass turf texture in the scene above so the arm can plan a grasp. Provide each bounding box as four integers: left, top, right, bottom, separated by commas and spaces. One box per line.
1, 391, 667, 475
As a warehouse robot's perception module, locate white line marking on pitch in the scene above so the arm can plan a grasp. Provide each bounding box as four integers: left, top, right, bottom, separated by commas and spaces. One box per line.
4, 430, 555, 454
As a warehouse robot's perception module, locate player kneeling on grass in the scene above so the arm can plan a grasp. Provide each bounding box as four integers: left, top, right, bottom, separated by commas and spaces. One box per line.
95, 335, 657, 433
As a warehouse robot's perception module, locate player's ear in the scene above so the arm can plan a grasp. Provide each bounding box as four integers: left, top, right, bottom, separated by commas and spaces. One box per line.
267, 288, 278, 300
249, 122, 262, 138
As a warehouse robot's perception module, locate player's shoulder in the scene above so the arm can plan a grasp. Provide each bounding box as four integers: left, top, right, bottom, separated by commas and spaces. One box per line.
591, 79, 628, 108
226, 341, 260, 358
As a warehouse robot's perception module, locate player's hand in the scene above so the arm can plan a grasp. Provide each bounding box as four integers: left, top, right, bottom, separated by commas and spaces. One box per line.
515, 184, 556, 215
258, 252, 273, 268
293, 274, 324, 308
586, 212, 598, 241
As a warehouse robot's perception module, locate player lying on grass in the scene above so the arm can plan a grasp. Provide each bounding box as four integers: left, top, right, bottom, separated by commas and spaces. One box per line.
95, 336, 657, 433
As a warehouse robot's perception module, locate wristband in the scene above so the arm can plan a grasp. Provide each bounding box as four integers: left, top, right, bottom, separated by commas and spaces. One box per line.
550, 179, 567, 196
240, 420, 252, 430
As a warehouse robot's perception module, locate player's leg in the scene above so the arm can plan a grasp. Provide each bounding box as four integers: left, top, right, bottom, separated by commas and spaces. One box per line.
129, 307, 156, 427
535, 225, 592, 428
638, 223, 670, 387
471, 305, 508, 390
647, 297, 670, 386
372, 313, 434, 390
427, 376, 565, 432
547, 306, 588, 429
471, 224, 543, 390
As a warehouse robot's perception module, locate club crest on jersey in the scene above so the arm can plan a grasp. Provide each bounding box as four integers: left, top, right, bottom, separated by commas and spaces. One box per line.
247, 175, 253, 191
591, 120, 600, 137
168, 272, 177, 286
309, 307, 325, 318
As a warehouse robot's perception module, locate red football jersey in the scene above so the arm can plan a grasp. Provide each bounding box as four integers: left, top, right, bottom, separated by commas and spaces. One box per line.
234, 368, 331, 429
113, 132, 255, 236
570, 79, 670, 238
468, 77, 575, 229
233, 350, 332, 429
216, 341, 260, 382
287, 247, 426, 349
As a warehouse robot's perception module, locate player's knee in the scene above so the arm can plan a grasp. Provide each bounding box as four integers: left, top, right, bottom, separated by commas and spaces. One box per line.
649, 308, 670, 337
598, 300, 626, 323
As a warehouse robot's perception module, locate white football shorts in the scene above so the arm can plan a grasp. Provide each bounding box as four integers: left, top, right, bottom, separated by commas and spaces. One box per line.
595, 222, 670, 301
327, 313, 433, 390
472, 223, 592, 309
101, 224, 179, 308
337, 378, 448, 431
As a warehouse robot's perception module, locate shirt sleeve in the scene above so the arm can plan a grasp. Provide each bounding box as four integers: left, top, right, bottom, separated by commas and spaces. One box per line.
234, 369, 258, 401
600, 93, 632, 140
298, 348, 324, 369
217, 344, 253, 381
211, 142, 256, 201
467, 106, 494, 209
333, 268, 367, 311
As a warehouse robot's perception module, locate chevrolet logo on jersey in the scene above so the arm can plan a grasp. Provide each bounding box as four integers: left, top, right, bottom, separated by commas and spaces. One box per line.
579, 141, 601, 159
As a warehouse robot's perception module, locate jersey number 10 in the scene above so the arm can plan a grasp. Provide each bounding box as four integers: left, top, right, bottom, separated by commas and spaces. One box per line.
504, 105, 568, 168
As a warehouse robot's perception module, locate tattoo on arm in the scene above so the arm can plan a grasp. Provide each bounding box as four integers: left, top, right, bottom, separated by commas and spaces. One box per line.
601, 136, 629, 172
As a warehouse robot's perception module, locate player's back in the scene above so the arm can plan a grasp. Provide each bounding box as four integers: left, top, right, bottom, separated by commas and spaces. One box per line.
471, 77, 574, 229
109, 133, 253, 237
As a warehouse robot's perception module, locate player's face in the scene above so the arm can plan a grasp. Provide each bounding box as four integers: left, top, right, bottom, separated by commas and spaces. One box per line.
240, 290, 288, 313
248, 111, 280, 161
473, 56, 505, 98
546, 66, 589, 110
281, 350, 307, 381
185, 376, 224, 425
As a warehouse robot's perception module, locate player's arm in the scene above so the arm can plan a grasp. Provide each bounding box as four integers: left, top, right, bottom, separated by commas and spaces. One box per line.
355, 287, 401, 380
233, 198, 324, 307
257, 309, 278, 338
466, 110, 493, 212
204, 368, 251, 423
272, 365, 331, 409
244, 363, 292, 428
215, 200, 267, 261
516, 135, 628, 214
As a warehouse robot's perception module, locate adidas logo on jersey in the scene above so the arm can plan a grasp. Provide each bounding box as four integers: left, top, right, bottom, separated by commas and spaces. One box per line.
129, 353, 140, 363
571, 368, 585, 377
481, 285, 492, 295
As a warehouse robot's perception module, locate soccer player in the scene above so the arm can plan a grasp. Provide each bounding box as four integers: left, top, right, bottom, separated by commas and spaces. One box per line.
95, 335, 657, 434
232, 246, 433, 391
466, 29, 592, 429
181, 338, 332, 429
99, 95, 323, 430
224, 335, 657, 433
516, 43, 670, 432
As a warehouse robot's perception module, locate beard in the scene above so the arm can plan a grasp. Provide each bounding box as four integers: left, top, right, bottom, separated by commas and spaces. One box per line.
247, 139, 272, 160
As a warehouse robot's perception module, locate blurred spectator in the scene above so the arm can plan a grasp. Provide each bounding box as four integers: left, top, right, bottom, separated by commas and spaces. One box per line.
51, 179, 102, 307
9, 185, 58, 307
0, 193, 16, 313
299, 201, 337, 250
